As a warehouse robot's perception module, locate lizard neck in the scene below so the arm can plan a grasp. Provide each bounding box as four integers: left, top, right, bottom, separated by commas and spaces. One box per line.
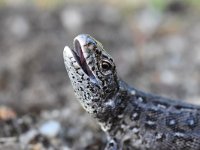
97, 79, 132, 132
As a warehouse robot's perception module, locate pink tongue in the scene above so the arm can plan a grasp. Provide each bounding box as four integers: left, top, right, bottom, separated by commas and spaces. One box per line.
80, 50, 85, 64
73, 39, 97, 83
75, 39, 85, 65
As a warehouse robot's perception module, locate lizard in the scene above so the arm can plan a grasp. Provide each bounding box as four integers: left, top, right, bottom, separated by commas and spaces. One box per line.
63, 34, 200, 150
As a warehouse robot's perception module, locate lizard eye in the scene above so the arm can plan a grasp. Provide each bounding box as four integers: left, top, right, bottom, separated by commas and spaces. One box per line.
101, 61, 112, 70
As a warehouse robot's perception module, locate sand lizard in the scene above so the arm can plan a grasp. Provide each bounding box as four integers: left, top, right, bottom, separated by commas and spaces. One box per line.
63, 34, 200, 150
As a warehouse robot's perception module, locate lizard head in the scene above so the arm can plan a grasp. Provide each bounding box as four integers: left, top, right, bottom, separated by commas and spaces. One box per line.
63, 34, 119, 117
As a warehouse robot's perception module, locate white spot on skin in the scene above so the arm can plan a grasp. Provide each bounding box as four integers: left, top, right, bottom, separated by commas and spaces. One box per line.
118, 114, 124, 118
156, 133, 163, 139
132, 127, 139, 133
146, 121, 155, 125
99, 122, 111, 132
151, 107, 159, 111
188, 119, 194, 126
174, 132, 185, 137
121, 124, 127, 129
157, 104, 167, 109
138, 97, 143, 102
169, 120, 176, 125
180, 108, 194, 112
105, 100, 115, 108
132, 113, 138, 118
130, 90, 136, 95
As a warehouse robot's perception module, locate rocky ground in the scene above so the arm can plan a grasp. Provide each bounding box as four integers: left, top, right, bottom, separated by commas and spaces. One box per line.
0, 1, 200, 150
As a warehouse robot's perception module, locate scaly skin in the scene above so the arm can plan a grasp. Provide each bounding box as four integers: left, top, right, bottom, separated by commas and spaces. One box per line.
63, 34, 200, 150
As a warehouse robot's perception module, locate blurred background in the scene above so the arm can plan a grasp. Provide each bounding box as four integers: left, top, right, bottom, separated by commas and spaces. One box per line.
0, 0, 200, 149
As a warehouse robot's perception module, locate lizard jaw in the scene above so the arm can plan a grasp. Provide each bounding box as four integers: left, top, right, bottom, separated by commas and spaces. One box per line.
63, 38, 95, 80
73, 39, 94, 77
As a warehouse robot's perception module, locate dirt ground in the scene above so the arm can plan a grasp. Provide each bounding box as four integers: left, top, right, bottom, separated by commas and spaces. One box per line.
0, 1, 200, 150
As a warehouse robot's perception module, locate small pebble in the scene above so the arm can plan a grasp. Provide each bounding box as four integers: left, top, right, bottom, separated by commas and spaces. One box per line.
39, 120, 61, 138
0, 106, 16, 121
20, 129, 38, 145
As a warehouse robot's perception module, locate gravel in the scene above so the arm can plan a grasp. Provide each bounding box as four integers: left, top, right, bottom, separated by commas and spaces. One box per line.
0, 1, 200, 149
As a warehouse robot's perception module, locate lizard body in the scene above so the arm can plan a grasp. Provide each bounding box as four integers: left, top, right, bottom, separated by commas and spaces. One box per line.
63, 34, 200, 150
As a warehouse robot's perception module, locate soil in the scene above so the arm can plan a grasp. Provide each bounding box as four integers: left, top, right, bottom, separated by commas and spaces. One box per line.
0, 2, 200, 150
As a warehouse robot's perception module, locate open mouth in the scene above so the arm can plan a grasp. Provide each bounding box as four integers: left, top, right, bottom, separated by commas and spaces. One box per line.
71, 39, 95, 79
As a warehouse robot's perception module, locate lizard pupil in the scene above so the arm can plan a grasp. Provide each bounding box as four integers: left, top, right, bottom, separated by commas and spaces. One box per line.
102, 61, 111, 70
